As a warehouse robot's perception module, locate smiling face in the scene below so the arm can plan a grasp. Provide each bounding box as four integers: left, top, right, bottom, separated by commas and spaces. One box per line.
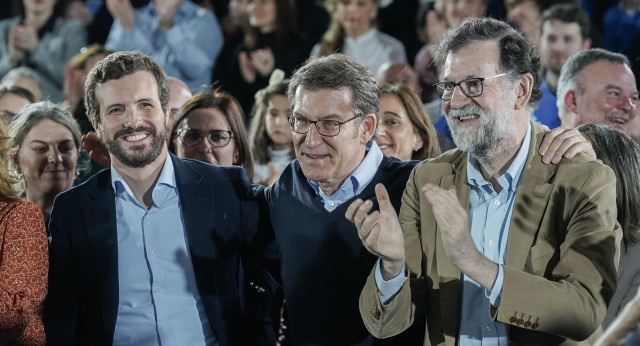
336, 0, 378, 37
17, 118, 79, 199
442, 40, 522, 158
569, 60, 639, 133
292, 86, 375, 195
174, 108, 238, 166
376, 93, 422, 161
247, 0, 277, 32
93, 71, 168, 169
540, 20, 589, 75
265, 94, 292, 150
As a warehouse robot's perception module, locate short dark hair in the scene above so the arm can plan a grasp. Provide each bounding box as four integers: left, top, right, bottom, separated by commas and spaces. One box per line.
433, 17, 543, 111
539, 3, 590, 41
84, 51, 169, 125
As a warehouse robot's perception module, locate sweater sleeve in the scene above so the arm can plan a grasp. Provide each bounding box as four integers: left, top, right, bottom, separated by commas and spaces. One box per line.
0, 201, 48, 345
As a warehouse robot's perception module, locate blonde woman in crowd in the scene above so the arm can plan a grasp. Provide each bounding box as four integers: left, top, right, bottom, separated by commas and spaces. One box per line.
311, 0, 406, 74
0, 116, 48, 345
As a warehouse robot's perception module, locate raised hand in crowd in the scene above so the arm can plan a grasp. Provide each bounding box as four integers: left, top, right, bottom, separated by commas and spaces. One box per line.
106, 0, 135, 31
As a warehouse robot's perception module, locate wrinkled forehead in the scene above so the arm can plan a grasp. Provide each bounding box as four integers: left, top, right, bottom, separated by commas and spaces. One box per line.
442, 40, 503, 80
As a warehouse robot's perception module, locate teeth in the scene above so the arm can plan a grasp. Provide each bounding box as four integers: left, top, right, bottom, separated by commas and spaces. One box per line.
125, 134, 148, 142
610, 118, 626, 124
458, 114, 478, 121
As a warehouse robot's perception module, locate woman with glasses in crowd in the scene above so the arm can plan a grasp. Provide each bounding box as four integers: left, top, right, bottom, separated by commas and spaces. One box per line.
169, 88, 254, 181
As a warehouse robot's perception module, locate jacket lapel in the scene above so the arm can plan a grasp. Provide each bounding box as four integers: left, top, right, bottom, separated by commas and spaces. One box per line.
506, 123, 555, 271
81, 172, 119, 340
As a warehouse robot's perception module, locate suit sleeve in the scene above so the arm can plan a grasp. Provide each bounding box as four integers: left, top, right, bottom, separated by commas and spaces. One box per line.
44, 198, 80, 345
493, 164, 620, 341
360, 165, 427, 338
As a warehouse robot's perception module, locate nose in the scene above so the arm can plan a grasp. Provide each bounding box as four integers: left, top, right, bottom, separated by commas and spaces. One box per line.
618, 96, 636, 113
48, 148, 62, 164
304, 122, 324, 147
448, 85, 472, 110
123, 108, 143, 128
198, 135, 214, 153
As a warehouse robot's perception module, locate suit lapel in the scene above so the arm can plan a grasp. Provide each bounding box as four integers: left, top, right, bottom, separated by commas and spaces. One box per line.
81, 172, 119, 339
506, 123, 555, 270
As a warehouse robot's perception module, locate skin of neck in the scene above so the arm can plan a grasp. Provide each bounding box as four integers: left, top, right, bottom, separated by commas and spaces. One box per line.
112, 148, 169, 209
545, 70, 559, 91
26, 188, 57, 220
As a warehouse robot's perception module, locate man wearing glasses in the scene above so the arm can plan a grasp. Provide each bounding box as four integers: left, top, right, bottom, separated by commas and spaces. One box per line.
259, 53, 597, 345
347, 18, 620, 345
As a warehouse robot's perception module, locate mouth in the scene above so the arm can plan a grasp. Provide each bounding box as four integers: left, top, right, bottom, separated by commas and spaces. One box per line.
606, 116, 628, 130
304, 153, 329, 160
377, 143, 393, 150
455, 114, 479, 122
123, 133, 149, 142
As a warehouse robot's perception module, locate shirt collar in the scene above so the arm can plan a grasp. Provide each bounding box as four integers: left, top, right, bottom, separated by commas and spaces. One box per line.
467, 123, 531, 192
344, 28, 377, 45
111, 154, 176, 197
307, 141, 383, 196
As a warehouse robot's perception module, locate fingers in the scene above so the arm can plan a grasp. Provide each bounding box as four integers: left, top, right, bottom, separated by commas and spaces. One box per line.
374, 183, 394, 214
539, 125, 592, 164
345, 198, 377, 240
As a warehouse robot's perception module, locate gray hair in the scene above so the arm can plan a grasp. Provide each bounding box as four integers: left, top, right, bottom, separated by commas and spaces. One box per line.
9, 101, 83, 166
287, 54, 380, 122
556, 48, 631, 119
433, 17, 543, 113
1, 67, 42, 86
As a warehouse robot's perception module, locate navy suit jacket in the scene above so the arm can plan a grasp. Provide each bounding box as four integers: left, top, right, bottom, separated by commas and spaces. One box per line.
44, 153, 277, 345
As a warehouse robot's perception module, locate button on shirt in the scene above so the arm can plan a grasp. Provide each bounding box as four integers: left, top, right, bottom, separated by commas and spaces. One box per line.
308, 142, 383, 212
377, 124, 532, 346
111, 155, 216, 346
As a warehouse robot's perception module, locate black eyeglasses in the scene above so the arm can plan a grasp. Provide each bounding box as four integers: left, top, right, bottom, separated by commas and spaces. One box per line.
177, 129, 233, 147
433, 73, 507, 101
288, 115, 359, 137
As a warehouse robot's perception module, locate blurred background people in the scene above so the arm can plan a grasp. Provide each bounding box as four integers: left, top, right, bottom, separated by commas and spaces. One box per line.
557, 48, 638, 136
169, 88, 254, 180
577, 124, 640, 329
63, 43, 110, 131
376, 83, 440, 161
0, 117, 48, 346
1, 66, 43, 102
375, 62, 421, 97
311, 0, 406, 75
0, 0, 87, 102
105, 0, 223, 91
9, 101, 82, 223
167, 76, 193, 132
602, 0, 640, 56
535, 3, 591, 129
0, 84, 36, 125
248, 70, 293, 186
218, 0, 312, 116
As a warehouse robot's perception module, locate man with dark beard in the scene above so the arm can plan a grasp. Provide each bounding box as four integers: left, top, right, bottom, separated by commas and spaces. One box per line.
347, 18, 621, 345
44, 51, 276, 345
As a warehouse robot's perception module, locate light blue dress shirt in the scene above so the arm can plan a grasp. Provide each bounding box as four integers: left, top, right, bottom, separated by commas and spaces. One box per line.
105, 2, 222, 90
378, 124, 532, 345
111, 155, 216, 345
308, 142, 383, 211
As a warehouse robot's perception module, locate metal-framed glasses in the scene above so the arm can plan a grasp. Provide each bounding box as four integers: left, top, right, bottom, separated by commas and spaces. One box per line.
433, 73, 507, 101
177, 128, 233, 147
288, 115, 359, 137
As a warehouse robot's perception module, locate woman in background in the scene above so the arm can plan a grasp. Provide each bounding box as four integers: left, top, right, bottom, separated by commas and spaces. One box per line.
169, 88, 254, 181
9, 101, 82, 222
577, 124, 640, 329
311, 0, 406, 75
0, 116, 48, 345
0, 0, 87, 102
248, 70, 294, 185
376, 83, 440, 161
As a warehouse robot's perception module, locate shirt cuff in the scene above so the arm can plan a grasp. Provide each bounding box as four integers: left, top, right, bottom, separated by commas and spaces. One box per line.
489, 263, 504, 307
375, 258, 407, 304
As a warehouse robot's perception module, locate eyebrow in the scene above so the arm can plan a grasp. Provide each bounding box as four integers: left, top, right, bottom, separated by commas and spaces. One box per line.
382, 111, 401, 118
292, 112, 342, 120
29, 139, 74, 145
